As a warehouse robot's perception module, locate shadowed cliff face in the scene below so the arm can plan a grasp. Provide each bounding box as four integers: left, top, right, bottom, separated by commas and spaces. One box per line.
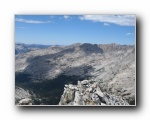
80, 43, 103, 54
15, 43, 135, 105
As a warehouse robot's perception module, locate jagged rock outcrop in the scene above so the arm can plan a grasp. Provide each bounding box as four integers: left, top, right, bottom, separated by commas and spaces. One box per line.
59, 80, 129, 105
15, 86, 32, 105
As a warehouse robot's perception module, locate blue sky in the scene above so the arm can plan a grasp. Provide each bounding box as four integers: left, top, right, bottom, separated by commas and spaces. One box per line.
15, 15, 135, 45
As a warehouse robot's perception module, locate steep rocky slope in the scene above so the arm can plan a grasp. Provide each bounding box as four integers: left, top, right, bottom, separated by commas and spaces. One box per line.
15, 43, 135, 105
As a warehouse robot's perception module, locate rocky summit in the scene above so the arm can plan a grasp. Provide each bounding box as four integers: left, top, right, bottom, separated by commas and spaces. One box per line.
15, 43, 135, 105
59, 80, 129, 105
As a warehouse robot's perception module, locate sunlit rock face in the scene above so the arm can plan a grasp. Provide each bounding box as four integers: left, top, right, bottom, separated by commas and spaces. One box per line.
59, 80, 129, 105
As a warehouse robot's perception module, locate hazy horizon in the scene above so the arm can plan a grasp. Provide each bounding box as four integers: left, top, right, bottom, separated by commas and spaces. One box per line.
15, 42, 135, 46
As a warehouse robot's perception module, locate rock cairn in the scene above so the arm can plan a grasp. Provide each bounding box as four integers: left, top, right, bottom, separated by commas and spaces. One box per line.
59, 80, 129, 105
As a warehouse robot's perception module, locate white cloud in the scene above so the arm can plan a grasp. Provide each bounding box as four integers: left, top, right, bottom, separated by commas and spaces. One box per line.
104, 23, 110, 26
15, 18, 52, 24
79, 15, 135, 26
126, 33, 131, 35
63, 15, 70, 20
126, 33, 134, 36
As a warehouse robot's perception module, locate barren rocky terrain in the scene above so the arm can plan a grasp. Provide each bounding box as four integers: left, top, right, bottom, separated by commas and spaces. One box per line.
15, 43, 135, 105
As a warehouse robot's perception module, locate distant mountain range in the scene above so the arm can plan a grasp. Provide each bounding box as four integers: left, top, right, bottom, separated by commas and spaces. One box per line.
15, 43, 51, 55
15, 43, 135, 105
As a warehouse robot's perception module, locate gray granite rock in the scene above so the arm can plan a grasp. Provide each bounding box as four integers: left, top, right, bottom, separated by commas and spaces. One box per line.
59, 79, 129, 105
18, 98, 32, 105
